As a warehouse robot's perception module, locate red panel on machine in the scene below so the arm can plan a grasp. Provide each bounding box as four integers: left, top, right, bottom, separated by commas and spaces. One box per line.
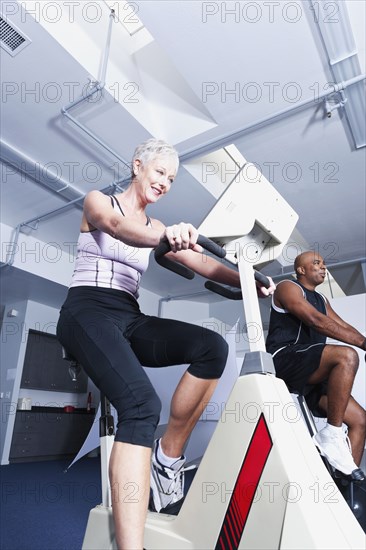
215, 413, 273, 550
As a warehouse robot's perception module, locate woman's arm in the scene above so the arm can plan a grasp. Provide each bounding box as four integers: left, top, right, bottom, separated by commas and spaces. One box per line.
83, 191, 162, 248
166, 247, 275, 297
84, 196, 274, 296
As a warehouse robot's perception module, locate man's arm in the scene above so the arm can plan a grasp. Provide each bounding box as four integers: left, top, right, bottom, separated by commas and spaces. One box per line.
275, 281, 366, 350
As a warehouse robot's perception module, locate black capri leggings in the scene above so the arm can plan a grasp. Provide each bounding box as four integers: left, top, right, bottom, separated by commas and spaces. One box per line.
57, 287, 228, 447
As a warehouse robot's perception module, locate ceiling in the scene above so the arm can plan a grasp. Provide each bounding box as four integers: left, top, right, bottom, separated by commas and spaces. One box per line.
1, 0, 365, 307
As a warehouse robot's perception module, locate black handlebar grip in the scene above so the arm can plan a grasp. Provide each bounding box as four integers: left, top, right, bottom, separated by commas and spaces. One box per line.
196, 235, 226, 259
205, 271, 271, 300
205, 281, 243, 300
254, 270, 271, 289
154, 235, 226, 280
154, 234, 271, 293
154, 240, 195, 279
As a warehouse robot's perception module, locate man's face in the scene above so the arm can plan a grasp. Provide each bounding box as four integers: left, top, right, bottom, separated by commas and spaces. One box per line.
300, 253, 327, 285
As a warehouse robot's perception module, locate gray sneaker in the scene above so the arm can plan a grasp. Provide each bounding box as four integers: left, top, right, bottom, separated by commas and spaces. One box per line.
149, 439, 186, 514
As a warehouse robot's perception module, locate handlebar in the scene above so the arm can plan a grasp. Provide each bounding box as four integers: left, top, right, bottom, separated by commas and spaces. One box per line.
154, 235, 226, 280
154, 234, 271, 298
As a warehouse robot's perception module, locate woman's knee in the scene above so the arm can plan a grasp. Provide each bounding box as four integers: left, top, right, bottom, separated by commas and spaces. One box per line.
189, 330, 229, 379
140, 389, 162, 424
216, 335, 229, 372
114, 387, 162, 446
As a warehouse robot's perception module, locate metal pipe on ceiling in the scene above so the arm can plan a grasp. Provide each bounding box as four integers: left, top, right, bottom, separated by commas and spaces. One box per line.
0, 178, 127, 269
179, 74, 366, 163
0, 140, 84, 202
0, 196, 84, 268
60, 8, 130, 172
110, 74, 366, 190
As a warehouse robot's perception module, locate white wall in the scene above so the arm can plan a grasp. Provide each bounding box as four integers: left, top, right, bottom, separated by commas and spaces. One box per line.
160, 296, 210, 323
138, 286, 162, 316
328, 293, 366, 410
1, 222, 75, 287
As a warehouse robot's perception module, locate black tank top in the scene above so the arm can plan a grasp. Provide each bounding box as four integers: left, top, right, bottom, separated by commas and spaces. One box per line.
266, 280, 327, 356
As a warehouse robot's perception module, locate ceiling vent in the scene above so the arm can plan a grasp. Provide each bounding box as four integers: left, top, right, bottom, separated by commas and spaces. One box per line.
0, 16, 31, 56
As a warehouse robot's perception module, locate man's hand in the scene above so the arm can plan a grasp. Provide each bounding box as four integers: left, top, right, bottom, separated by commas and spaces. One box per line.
256, 276, 276, 298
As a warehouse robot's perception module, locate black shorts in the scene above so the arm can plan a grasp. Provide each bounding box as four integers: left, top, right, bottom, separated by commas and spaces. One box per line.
272, 343, 328, 417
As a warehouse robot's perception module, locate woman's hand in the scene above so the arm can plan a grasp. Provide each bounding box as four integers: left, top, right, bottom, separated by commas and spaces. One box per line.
162, 223, 202, 253
256, 276, 276, 298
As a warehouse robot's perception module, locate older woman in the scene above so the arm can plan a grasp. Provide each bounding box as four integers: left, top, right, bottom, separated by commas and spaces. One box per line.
57, 138, 274, 549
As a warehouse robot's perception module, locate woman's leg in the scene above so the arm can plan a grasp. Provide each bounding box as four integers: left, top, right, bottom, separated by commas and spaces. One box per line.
109, 442, 151, 549
129, 315, 229, 513
57, 307, 161, 549
129, 316, 229, 457
162, 372, 218, 457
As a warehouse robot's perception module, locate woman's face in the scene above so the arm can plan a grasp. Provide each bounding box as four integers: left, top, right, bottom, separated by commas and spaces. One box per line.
134, 155, 177, 204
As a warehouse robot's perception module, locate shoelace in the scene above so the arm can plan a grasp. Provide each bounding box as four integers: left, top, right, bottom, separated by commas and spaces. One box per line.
183, 463, 197, 472
342, 426, 353, 453
154, 461, 185, 495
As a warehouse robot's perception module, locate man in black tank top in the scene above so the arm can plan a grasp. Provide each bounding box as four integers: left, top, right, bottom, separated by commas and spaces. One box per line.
266, 251, 366, 481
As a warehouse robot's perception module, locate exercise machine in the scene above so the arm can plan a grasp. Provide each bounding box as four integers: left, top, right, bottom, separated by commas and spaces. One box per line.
81, 163, 364, 549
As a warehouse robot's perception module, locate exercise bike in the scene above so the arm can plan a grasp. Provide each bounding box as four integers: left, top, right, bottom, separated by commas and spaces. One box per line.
81, 165, 365, 549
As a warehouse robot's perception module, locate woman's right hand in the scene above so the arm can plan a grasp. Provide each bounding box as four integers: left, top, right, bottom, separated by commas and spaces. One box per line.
161, 223, 202, 253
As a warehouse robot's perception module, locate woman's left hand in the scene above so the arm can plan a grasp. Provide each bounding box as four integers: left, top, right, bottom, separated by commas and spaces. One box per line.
256, 276, 276, 298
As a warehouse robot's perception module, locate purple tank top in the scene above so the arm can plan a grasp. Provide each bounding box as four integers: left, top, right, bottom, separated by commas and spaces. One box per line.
69, 196, 152, 298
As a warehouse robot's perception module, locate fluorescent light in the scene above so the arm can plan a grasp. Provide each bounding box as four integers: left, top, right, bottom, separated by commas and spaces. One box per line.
310, 0, 365, 148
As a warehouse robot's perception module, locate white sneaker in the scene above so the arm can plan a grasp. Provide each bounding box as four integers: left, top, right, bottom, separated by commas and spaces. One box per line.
313, 427, 359, 475
149, 439, 186, 514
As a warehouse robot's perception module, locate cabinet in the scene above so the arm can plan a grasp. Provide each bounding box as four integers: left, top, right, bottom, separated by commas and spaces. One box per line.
9, 407, 95, 463
21, 329, 88, 393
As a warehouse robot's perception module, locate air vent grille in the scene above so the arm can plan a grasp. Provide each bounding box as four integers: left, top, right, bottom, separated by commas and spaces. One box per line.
0, 16, 31, 56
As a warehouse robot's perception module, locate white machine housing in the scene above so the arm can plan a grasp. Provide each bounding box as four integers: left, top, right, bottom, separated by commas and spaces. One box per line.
198, 162, 299, 269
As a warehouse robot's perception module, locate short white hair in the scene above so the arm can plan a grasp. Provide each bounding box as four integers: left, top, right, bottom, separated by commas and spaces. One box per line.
131, 139, 179, 176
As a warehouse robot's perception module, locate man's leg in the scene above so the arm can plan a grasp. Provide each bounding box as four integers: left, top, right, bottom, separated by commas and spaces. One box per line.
318, 394, 366, 466
307, 344, 364, 478
307, 344, 359, 427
